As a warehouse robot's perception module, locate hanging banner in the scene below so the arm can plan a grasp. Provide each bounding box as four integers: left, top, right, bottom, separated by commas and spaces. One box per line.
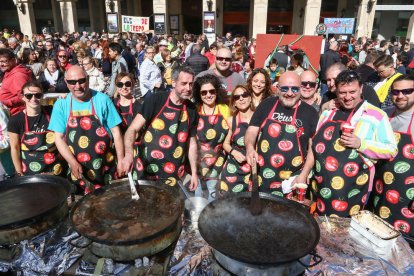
107, 13, 119, 33
323, 18, 356, 34
154, 14, 166, 35
203, 12, 215, 34
122, 15, 150, 33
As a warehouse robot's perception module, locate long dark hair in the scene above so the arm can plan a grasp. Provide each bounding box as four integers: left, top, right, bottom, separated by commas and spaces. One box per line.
192, 74, 225, 106
246, 68, 272, 101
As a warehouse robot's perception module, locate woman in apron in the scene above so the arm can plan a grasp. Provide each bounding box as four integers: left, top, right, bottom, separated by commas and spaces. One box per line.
373, 111, 414, 237
219, 85, 254, 194
193, 74, 230, 201
8, 81, 66, 177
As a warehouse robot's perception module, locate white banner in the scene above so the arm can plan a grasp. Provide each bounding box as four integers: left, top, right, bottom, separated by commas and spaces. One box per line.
122, 15, 150, 33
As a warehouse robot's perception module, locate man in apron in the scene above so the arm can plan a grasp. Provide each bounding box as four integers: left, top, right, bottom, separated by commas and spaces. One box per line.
49, 65, 124, 194
122, 66, 199, 191
373, 74, 414, 237
245, 71, 319, 197
296, 70, 398, 217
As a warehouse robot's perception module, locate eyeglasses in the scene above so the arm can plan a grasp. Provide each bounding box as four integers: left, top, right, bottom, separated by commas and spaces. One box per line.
279, 86, 300, 93
24, 93, 42, 100
233, 92, 250, 101
66, 78, 87, 85
58, 55, 67, 58
116, 81, 132, 88
200, 89, 216, 96
216, 56, 232, 62
391, 88, 414, 96
301, 81, 317, 88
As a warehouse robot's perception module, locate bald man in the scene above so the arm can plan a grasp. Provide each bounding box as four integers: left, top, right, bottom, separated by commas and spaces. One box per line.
196, 47, 245, 102
49, 65, 124, 193
245, 71, 319, 196
300, 70, 321, 111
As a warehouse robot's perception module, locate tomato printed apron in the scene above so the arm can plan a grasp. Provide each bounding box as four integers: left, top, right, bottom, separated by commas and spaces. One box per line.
115, 98, 134, 134
256, 101, 304, 197
197, 105, 229, 180
21, 110, 65, 176
311, 108, 373, 217
66, 98, 115, 193
134, 94, 189, 186
373, 112, 414, 236
219, 114, 251, 193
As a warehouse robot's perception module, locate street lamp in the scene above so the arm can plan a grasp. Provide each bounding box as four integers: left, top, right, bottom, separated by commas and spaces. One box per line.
13, 0, 24, 13
106, 0, 115, 13
367, 0, 375, 13
207, 0, 213, 12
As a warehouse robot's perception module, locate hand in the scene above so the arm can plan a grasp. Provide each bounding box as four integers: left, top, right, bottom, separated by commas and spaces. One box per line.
292, 173, 307, 187
188, 174, 198, 191
122, 154, 134, 173
69, 160, 83, 180
340, 132, 361, 149
116, 162, 125, 178
321, 99, 339, 112
154, 83, 161, 88
232, 150, 246, 164
246, 147, 258, 166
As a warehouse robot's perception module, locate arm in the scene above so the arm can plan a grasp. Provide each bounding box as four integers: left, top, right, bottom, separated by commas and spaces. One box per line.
294, 139, 315, 185
223, 117, 246, 164
122, 113, 146, 172
54, 132, 83, 179
188, 135, 199, 191
110, 125, 125, 177
9, 132, 23, 175
245, 125, 260, 166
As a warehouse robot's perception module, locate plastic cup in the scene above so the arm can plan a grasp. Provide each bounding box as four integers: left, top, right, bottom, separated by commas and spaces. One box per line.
341, 123, 355, 135
296, 183, 308, 202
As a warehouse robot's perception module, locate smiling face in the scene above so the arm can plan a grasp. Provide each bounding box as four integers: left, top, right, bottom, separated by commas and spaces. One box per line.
336, 80, 362, 110
172, 71, 194, 102
250, 72, 266, 96
300, 71, 318, 100
215, 48, 232, 73
232, 87, 252, 112
200, 83, 217, 108
392, 79, 414, 112
22, 85, 43, 109
326, 68, 342, 92
65, 65, 90, 101
277, 72, 301, 108
116, 76, 133, 98
46, 60, 57, 73
0, 55, 16, 72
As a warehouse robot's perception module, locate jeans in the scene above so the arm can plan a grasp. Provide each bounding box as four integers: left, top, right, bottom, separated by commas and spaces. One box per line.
194, 179, 217, 202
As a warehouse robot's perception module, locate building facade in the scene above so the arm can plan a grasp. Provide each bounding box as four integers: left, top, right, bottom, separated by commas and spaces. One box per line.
3, 0, 414, 40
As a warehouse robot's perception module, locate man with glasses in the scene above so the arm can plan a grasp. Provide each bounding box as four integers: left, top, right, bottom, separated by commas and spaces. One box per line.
245, 71, 318, 196
139, 46, 162, 99
372, 75, 414, 237
197, 47, 244, 102
49, 65, 124, 193
296, 70, 397, 216
300, 70, 320, 112
0, 48, 33, 115
373, 55, 402, 109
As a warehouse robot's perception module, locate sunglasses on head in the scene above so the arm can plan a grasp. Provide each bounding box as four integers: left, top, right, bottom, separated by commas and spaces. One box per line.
66, 78, 87, 85
116, 81, 132, 88
200, 89, 216, 96
391, 88, 414, 96
216, 56, 232, 62
279, 86, 301, 93
301, 81, 317, 88
24, 93, 42, 100
233, 91, 250, 101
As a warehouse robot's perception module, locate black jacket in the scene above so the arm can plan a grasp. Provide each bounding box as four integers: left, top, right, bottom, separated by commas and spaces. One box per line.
38, 70, 69, 93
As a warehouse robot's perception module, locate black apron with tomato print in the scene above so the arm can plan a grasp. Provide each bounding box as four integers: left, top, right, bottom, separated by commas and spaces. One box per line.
66, 98, 115, 193
311, 108, 373, 217
197, 105, 229, 181
21, 110, 66, 176
219, 114, 251, 193
373, 113, 414, 237
115, 98, 135, 134
256, 101, 304, 198
134, 94, 190, 186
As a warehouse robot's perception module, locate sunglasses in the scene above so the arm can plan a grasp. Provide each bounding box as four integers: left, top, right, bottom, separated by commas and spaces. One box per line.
66, 78, 87, 85
216, 56, 232, 62
233, 92, 250, 101
301, 81, 317, 88
200, 89, 216, 96
24, 93, 42, 100
116, 81, 132, 88
279, 86, 300, 93
391, 88, 414, 96
58, 55, 67, 58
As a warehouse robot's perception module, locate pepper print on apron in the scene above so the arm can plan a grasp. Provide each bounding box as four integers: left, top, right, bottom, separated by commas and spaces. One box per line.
219, 113, 251, 193
134, 94, 190, 186
197, 105, 229, 181
66, 98, 115, 193
373, 112, 414, 236
311, 108, 373, 217
256, 101, 304, 198
21, 110, 66, 176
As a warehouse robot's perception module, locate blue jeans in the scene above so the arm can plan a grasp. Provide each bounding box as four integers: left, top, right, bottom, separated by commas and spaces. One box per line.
194, 179, 217, 202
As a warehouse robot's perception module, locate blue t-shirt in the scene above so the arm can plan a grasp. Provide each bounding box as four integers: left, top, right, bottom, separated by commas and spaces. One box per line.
48, 90, 122, 136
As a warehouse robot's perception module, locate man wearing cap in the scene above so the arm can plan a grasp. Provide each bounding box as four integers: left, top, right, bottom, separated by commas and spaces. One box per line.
372, 74, 414, 237
154, 39, 168, 64
296, 70, 397, 217
245, 71, 319, 197
196, 47, 245, 102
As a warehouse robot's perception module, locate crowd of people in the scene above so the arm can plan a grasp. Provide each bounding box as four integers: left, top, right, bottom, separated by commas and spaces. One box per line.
0, 28, 413, 241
